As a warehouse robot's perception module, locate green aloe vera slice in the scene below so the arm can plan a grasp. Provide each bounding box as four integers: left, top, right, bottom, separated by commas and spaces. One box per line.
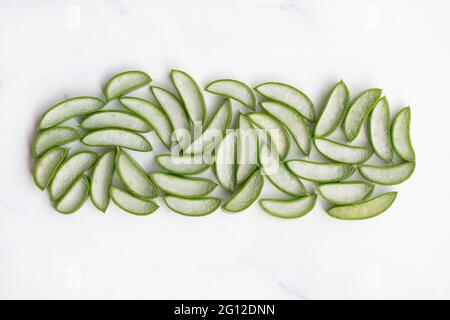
151, 86, 191, 149
259, 195, 316, 219
236, 114, 258, 185
260, 100, 311, 155
110, 186, 159, 216
115, 149, 158, 199
103, 70, 152, 101
314, 81, 349, 137
258, 142, 306, 196
156, 154, 209, 175
82, 128, 152, 152
391, 107, 415, 161
254, 82, 315, 121
55, 175, 89, 214
184, 99, 232, 154
33, 147, 68, 190
32, 126, 80, 158
358, 162, 415, 185
49, 151, 98, 200
222, 169, 263, 212
206, 79, 256, 109
164, 196, 221, 217
214, 130, 236, 192
39, 97, 105, 129
317, 181, 374, 205
150, 172, 217, 198
80, 110, 152, 132
343, 88, 382, 141
286, 160, 355, 183
247, 112, 291, 160
314, 138, 372, 164
171, 69, 206, 126
328, 192, 397, 220
368, 97, 394, 162
90, 150, 116, 212
119, 97, 173, 148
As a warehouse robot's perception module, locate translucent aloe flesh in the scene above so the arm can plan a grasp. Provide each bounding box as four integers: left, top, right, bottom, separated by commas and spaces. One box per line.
223, 170, 263, 212
259, 195, 316, 219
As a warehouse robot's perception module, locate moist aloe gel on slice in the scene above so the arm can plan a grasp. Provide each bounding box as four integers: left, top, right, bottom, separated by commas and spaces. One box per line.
82, 128, 152, 152
164, 196, 221, 216
55, 175, 90, 214
206, 79, 256, 109
49, 151, 98, 200
214, 130, 236, 192
368, 97, 394, 162
314, 81, 349, 138
80, 111, 152, 132
33, 147, 68, 190
39, 97, 105, 129
317, 182, 374, 205
255, 82, 315, 121
314, 138, 372, 164
259, 195, 316, 219
236, 114, 258, 185
156, 154, 209, 175
150, 172, 217, 197
110, 186, 159, 216
90, 150, 116, 212
343, 88, 382, 141
260, 100, 311, 155
104, 70, 152, 101
32, 126, 80, 158
286, 160, 355, 182
115, 149, 158, 199
358, 162, 415, 185
119, 97, 173, 148
328, 192, 397, 220
222, 169, 263, 212
391, 107, 415, 161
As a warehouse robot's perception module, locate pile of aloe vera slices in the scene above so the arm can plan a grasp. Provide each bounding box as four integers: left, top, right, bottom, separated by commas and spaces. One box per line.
32, 70, 415, 219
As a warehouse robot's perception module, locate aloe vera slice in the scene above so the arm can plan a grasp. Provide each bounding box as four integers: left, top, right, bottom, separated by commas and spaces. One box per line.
110, 186, 159, 216
317, 182, 374, 205
156, 154, 209, 175
90, 150, 116, 212
247, 112, 290, 160
328, 192, 397, 220
164, 196, 221, 216
39, 97, 105, 129
171, 69, 206, 125
184, 99, 232, 154
254, 82, 315, 121
206, 79, 256, 109
358, 162, 415, 185
368, 97, 394, 162
82, 128, 152, 152
55, 175, 89, 214
314, 81, 349, 137
49, 151, 97, 200
103, 70, 152, 101
80, 111, 152, 132
314, 138, 372, 164
222, 169, 263, 212
119, 97, 173, 148
259, 195, 316, 219
32, 126, 80, 158
150, 172, 216, 197
236, 114, 258, 185
33, 147, 68, 190
115, 149, 158, 199
260, 100, 311, 155
214, 130, 236, 192
258, 143, 306, 196
343, 88, 382, 141
286, 160, 355, 182
391, 107, 415, 161
151, 86, 191, 149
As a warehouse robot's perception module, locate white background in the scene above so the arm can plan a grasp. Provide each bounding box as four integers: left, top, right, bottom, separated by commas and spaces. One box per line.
0, 0, 449, 299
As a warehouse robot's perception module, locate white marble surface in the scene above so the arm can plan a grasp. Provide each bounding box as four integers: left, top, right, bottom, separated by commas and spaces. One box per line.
1, 0, 450, 299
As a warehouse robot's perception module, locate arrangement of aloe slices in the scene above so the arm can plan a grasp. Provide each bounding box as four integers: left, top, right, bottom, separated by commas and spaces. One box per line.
31, 70, 415, 220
